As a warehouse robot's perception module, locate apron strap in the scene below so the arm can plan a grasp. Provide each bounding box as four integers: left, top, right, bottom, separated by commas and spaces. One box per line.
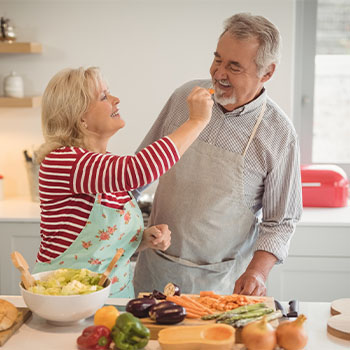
242, 99, 267, 157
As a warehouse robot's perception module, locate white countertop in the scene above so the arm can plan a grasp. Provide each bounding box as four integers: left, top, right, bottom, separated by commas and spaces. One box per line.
1, 296, 349, 350
1, 197, 350, 226
0, 198, 40, 222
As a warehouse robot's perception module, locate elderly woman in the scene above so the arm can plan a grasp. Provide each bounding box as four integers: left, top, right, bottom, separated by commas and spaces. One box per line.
33, 67, 213, 297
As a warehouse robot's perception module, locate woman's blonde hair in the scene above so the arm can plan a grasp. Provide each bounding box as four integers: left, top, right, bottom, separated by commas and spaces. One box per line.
36, 66, 103, 163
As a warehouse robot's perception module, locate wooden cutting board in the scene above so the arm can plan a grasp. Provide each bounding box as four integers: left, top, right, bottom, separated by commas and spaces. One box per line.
138, 293, 275, 343
327, 298, 350, 341
0, 308, 32, 346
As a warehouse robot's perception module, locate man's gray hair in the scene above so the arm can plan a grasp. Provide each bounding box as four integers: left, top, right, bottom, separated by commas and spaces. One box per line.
221, 13, 282, 77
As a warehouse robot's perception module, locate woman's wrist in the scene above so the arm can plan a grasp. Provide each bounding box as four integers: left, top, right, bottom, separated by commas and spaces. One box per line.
187, 117, 209, 130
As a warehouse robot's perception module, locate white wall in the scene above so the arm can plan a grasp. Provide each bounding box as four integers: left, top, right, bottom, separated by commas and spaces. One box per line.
0, 0, 296, 198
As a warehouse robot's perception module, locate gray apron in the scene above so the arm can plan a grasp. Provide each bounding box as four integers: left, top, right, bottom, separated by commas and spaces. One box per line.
134, 100, 266, 295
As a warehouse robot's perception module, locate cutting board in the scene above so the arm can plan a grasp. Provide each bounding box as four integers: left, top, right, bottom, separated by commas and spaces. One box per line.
138, 293, 275, 343
327, 298, 350, 341
0, 308, 32, 346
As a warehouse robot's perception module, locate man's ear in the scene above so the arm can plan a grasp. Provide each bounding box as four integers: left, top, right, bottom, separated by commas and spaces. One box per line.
260, 63, 276, 83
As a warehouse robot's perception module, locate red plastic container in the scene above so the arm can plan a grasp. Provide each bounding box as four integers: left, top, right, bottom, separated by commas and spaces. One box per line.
301, 164, 349, 207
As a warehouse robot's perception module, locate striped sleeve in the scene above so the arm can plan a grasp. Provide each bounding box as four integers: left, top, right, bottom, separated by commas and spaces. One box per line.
254, 139, 302, 263
71, 136, 180, 194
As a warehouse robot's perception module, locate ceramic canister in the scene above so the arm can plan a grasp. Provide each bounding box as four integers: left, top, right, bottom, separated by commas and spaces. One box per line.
3, 71, 24, 98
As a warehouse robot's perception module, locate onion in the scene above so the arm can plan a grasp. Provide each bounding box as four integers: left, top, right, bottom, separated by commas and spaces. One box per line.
276, 314, 308, 350
241, 316, 277, 350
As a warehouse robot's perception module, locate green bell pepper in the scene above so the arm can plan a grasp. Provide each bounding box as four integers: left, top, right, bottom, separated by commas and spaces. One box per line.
112, 312, 150, 350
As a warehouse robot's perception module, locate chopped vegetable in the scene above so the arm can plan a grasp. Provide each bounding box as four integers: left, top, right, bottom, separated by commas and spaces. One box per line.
208, 88, 215, 95
94, 305, 120, 330
111, 312, 150, 350
151, 289, 167, 300
216, 307, 274, 324
234, 310, 283, 328
199, 291, 222, 299
126, 297, 156, 318
28, 268, 103, 295
77, 325, 112, 350
149, 301, 186, 324
166, 295, 208, 318
164, 283, 181, 296
196, 292, 263, 312
202, 303, 267, 320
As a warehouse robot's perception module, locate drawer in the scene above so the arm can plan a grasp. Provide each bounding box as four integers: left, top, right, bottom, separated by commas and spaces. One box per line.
289, 225, 350, 257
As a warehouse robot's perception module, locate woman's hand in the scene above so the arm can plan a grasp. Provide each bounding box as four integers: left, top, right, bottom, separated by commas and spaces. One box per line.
168, 87, 213, 156
137, 224, 171, 252
187, 86, 214, 126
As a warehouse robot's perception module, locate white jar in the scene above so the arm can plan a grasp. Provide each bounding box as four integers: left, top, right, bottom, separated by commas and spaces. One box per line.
3, 71, 24, 98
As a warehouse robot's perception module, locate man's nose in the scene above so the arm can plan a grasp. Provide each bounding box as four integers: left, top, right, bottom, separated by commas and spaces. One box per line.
213, 66, 228, 80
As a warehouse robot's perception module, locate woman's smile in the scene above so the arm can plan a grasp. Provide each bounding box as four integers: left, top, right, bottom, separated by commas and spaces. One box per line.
110, 109, 120, 118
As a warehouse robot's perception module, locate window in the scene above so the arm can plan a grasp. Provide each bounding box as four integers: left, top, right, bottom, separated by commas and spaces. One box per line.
294, 0, 350, 177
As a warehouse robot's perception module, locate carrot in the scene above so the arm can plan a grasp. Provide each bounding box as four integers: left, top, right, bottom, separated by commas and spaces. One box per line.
208, 88, 215, 95
199, 291, 221, 299
185, 312, 202, 319
198, 296, 219, 307
195, 292, 263, 312
181, 295, 214, 314
166, 296, 208, 315
166, 295, 208, 316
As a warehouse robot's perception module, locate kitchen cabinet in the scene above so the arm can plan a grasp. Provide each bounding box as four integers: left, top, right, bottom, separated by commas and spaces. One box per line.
1, 221, 40, 295
266, 206, 350, 302
0, 199, 40, 295
0, 42, 42, 108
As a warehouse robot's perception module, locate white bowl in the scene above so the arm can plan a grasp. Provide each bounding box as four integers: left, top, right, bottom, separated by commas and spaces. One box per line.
20, 270, 111, 326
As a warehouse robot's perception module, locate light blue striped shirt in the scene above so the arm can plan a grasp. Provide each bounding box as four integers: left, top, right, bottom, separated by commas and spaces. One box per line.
136, 79, 303, 263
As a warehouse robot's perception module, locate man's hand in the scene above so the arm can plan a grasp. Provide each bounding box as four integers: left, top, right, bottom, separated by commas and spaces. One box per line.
233, 270, 267, 296
233, 250, 278, 296
137, 224, 171, 252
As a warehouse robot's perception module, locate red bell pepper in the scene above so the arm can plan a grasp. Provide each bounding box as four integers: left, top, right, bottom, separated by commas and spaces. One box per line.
77, 325, 112, 350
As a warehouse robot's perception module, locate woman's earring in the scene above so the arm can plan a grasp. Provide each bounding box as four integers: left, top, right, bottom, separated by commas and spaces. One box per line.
83, 122, 88, 129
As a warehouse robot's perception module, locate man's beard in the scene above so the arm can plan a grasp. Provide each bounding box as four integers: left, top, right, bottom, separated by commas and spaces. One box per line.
214, 86, 237, 107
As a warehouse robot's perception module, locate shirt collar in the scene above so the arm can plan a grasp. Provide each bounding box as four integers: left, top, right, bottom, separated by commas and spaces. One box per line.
217, 88, 267, 117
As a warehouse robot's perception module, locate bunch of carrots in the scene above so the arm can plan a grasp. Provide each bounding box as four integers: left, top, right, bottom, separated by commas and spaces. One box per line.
166, 291, 263, 319
166, 294, 213, 319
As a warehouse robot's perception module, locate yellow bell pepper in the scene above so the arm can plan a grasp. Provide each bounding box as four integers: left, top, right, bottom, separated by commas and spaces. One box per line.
94, 305, 120, 330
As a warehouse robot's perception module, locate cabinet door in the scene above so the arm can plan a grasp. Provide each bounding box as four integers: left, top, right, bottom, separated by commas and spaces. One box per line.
266, 257, 350, 302
0, 222, 40, 295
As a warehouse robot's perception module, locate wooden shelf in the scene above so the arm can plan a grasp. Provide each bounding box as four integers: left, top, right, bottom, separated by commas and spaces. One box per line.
0, 42, 42, 53
0, 96, 42, 108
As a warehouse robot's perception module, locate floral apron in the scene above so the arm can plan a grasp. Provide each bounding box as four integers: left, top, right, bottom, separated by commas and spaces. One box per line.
33, 193, 143, 298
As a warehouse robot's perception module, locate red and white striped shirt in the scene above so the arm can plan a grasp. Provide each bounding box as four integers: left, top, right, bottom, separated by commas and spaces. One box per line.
37, 136, 179, 263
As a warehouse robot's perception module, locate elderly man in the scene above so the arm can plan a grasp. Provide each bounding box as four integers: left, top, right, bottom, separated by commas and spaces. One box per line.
133, 13, 302, 296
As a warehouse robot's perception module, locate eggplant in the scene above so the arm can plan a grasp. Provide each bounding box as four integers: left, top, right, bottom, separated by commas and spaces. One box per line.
151, 289, 167, 300
164, 282, 181, 296
149, 301, 186, 325
125, 297, 156, 318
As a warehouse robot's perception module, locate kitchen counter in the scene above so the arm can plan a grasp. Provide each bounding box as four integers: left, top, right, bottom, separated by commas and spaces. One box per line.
1, 198, 349, 301
0, 198, 40, 222
0, 296, 349, 350
0, 197, 350, 225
